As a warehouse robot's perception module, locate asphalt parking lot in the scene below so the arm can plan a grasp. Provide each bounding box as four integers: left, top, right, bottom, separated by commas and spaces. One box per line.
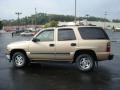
0, 31, 120, 90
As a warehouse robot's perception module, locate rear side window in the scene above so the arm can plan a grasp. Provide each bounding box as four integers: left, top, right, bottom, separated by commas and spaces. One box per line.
58, 28, 76, 41
78, 27, 109, 40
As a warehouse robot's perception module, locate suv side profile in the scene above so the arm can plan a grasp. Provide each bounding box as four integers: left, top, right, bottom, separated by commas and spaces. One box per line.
6, 26, 114, 72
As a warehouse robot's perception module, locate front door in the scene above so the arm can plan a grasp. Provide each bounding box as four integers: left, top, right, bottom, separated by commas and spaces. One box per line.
29, 29, 55, 60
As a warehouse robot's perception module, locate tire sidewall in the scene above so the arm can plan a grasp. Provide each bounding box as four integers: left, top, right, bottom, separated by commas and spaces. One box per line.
76, 54, 95, 72
12, 52, 26, 68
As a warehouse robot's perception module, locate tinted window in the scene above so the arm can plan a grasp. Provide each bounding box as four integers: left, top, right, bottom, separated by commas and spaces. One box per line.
58, 28, 76, 41
36, 30, 54, 41
78, 27, 109, 40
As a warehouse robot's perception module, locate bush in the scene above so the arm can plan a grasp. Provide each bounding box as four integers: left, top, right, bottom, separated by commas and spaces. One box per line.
44, 20, 58, 28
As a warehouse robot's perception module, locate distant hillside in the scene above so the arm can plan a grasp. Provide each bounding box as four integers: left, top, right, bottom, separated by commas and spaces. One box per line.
2, 13, 110, 26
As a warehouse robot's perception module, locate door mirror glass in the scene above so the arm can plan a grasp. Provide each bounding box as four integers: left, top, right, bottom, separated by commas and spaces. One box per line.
32, 38, 40, 42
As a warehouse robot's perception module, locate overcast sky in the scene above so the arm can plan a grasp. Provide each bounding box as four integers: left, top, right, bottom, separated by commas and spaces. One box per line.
0, 0, 120, 20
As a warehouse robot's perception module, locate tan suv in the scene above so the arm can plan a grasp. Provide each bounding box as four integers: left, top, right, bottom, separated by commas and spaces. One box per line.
6, 26, 114, 72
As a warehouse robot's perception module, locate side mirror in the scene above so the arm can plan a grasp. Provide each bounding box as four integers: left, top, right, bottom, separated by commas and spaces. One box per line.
32, 38, 40, 42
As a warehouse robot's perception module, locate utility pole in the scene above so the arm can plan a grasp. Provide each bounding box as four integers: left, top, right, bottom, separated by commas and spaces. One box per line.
15, 12, 22, 30
85, 14, 89, 26
25, 16, 28, 28
74, 0, 77, 25
104, 11, 108, 29
79, 16, 81, 25
35, 8, 37, 30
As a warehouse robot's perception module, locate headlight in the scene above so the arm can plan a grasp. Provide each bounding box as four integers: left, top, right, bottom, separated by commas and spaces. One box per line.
5, 46, 10, 54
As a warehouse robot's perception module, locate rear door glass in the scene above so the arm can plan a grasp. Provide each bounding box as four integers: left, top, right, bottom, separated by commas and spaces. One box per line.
58, 28, 76, 41
78, 27, 109, 40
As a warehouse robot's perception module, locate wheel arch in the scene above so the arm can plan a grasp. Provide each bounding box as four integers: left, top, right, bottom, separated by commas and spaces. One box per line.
10, 49, 29, 61
73, 49, 97, 63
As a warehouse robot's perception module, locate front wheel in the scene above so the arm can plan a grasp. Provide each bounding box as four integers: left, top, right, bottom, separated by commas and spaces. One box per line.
76, 54, 95, 72
12, 52, 28, 68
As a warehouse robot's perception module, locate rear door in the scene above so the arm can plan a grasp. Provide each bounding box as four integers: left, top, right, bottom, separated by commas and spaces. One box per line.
55, 28, 77, 61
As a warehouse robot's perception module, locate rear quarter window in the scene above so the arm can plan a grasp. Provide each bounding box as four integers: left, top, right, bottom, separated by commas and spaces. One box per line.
78, 27, 109, 40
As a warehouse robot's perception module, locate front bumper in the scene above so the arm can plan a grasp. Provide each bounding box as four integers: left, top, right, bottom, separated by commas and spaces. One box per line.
108, 54, 114, 60
6, 54, 10, 61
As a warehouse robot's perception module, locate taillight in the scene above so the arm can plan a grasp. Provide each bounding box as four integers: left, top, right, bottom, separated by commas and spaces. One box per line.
107, 42, 111, 52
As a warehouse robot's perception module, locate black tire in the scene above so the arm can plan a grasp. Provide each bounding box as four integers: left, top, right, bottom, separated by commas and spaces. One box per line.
12, 52, 28, 68
76, 54, 95, 72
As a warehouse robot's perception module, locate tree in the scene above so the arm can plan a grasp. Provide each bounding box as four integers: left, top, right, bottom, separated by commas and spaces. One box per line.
44, 20, 58, 28
112, 19, 120, 23
2, 13, 111, 26
0, 21, 3, 30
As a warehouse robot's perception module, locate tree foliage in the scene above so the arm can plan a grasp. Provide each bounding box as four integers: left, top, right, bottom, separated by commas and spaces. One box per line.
112, 19, 120, 23
2, 13, 110, 26
44, 20, 58, 28
0, 21, 3, 30
82, 16, 110, 22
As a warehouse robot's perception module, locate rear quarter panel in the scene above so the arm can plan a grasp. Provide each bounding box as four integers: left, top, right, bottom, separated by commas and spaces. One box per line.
77, 40, 110, 60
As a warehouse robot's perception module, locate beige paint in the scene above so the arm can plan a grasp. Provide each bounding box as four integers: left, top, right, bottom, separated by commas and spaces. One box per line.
6, 26, 112, 62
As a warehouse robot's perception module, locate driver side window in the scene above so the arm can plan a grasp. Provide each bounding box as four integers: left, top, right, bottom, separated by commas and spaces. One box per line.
36, 30, 54, 42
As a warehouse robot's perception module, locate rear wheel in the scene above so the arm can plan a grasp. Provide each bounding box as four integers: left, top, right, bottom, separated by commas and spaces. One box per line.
12, 52, 28, 68
76, 54, 95, 72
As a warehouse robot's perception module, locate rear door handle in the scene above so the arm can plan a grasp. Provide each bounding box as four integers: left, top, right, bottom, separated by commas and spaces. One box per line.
49, 44, 55, 47
71, 43, 76, 46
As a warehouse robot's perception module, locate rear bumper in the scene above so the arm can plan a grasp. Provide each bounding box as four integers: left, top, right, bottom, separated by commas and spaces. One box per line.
108, 54, 114, 60
96, 52, 114, 61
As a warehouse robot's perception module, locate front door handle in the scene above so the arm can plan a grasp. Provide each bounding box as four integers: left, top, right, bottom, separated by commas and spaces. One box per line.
71, 43, 76, 46
49, 44, 55, 47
